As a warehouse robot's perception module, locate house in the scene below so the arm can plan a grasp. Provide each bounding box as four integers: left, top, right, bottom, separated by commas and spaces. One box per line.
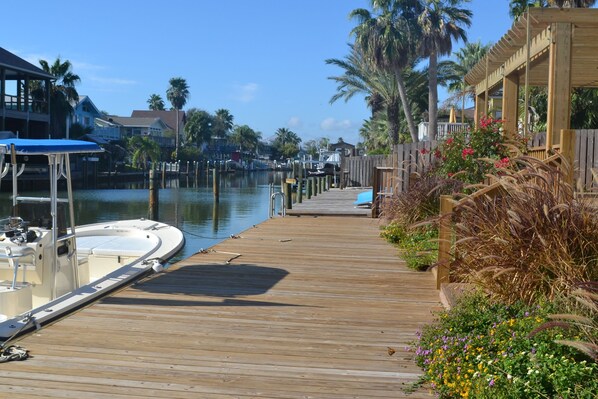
96, 116, 174, 147
70, 95, 101, 130
0, 47, 55, 138
68, 95, 122, 141
130, 110, 185, 145
329, 139, 356, 157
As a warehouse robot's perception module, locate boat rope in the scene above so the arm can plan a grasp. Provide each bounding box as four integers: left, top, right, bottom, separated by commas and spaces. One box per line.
0, 313, 38, 362
179, 228, 243, 240
0, 345, 29, 363
194, 248, 242, 264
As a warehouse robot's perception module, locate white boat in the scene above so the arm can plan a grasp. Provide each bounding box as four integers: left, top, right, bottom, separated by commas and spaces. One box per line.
0, 138, 184, 342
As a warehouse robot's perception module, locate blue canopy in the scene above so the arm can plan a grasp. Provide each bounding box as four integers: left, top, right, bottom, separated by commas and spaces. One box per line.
0, 138, 102, 155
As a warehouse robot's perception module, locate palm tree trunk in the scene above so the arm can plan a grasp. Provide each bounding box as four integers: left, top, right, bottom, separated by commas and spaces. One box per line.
175, 108, 179, 161
386, 100, 401, 145
395, 69, 419, 143
428, 52, 438, 141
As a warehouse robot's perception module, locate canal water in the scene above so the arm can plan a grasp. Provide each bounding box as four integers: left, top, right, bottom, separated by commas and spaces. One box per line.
0, 172, 286, 264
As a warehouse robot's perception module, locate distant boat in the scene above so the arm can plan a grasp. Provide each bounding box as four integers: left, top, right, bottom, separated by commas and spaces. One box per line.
0, 138, 184, 341
354, 190, 372, 207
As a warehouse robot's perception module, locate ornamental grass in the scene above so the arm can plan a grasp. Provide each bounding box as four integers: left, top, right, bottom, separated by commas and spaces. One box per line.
449, 156, 598, 305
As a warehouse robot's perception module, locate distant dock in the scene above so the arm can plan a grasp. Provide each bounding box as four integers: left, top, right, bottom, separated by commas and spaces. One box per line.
7, 190, 440, 398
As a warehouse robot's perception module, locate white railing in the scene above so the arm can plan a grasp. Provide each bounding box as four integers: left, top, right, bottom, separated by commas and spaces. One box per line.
418, 122, 468, 141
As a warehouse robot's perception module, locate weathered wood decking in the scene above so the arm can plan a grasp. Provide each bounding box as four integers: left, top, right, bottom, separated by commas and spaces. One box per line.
3, 213, 440, 398
286, 188, 372, 217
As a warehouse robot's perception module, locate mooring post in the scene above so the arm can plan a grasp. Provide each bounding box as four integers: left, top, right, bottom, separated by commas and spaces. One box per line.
149, 169, 159, 220
213, 168, 220, 202
284, 180, 293, 210
306, 178, 312, 199
297, 162, 303, 203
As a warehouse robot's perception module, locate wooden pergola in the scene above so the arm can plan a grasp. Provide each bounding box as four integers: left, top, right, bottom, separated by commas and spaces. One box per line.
465, 7, 598, 150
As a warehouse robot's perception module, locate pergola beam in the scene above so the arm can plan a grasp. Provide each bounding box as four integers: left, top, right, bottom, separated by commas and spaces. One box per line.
474, 28, 550, 96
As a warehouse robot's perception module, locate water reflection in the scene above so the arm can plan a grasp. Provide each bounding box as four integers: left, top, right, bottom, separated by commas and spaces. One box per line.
0, 172, 287, 264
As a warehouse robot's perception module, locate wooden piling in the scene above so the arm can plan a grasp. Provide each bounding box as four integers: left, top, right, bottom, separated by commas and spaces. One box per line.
213, 168, 220, 202
149, 169, 159, 220
297, 164, 303, 203
284, 181, 293, 210
306, 178, 312, 199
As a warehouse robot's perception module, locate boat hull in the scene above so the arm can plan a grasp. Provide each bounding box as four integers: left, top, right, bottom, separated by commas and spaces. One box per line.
0, 218, 184, 342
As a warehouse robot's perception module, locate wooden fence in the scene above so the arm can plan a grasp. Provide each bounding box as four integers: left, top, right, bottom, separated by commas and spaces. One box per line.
528, 130, 597, 191
343, 154, 391, 188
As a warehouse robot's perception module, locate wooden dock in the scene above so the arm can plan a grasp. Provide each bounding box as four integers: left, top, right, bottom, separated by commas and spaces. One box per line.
286, 188, 372, 217
3, 215, 440, 398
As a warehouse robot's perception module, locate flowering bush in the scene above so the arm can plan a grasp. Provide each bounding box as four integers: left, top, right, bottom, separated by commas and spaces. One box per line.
434, 116, 525, 184
413, 292, 598, 398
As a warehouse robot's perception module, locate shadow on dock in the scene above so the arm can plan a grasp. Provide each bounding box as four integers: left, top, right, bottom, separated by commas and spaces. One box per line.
100, 263, 302, 307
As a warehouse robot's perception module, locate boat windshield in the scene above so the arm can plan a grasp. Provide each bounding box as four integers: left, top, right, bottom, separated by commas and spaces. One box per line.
14, 201, 68, 236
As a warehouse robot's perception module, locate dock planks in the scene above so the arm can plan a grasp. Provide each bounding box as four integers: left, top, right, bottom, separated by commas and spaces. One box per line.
286, 188, 372, 217
3, 216, 440, 398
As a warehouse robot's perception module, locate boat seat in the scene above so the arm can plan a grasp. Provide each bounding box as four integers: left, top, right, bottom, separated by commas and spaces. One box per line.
77, 235, 157, 258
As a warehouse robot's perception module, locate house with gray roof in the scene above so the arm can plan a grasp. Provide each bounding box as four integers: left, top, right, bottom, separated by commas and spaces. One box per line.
0, 47, 55, 138
96, 116, 174, 147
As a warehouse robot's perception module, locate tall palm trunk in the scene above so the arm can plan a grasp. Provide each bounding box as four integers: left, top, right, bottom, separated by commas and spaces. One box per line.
175, 108, 179, 161
386, 99, 401, 145
428, 51, 438, 140
396, 70, 419, 143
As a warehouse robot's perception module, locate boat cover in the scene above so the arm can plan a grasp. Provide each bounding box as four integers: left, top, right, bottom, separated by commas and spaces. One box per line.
0, 139, 102, 155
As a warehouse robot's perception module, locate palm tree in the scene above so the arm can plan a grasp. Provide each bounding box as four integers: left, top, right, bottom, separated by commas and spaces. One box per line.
273, 128, 302, 159
418, 0, 472, 140
184, 108, 213, 147
549, 0, 596, 7
213, 109, 234, 138
129, 136, 160, 170
230, 125, 261, 156
509, 0, 595, 19
441, 41, 490, 114
147, 94, 165, 110
166, 77, 190, 161
327, 44, 429, 146
350, 0, 421, 143
327, 44, 405, 146
36, 58, 80, 138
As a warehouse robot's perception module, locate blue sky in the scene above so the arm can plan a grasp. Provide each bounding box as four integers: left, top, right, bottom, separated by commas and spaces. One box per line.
3, 1, 513, 145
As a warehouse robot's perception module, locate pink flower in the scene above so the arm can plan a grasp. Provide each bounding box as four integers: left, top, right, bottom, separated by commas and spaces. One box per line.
434, 149, 442, 158
420, 148, 429, 155
446, 138, 454, 146
494, 157, 510, 169
461, 147, 474, 159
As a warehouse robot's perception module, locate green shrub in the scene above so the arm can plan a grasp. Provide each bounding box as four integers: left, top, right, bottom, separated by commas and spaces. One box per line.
413, 292, 598, 398
381, 224, 438, 271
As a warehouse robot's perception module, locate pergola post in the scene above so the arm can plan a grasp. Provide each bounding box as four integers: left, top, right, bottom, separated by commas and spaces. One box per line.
502, 73, 519, 136
546, 22, 572, 150
474, 93, 485, 129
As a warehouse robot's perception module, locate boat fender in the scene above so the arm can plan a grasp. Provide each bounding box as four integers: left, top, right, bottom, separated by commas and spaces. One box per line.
143, 259, 164, 273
